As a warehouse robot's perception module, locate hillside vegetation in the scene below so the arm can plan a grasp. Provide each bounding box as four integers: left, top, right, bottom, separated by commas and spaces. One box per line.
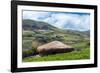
22, 19, 90, 62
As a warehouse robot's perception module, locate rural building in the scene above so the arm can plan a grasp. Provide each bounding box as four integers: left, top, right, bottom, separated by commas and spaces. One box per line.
37, 41, 74, 56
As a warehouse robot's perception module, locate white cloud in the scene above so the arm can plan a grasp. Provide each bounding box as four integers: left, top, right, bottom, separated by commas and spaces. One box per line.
23, 11, 51, 20
23, 11, 90, 31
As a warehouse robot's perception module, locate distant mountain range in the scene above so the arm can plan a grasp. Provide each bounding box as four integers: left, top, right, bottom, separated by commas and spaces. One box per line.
22, 19, 90, 36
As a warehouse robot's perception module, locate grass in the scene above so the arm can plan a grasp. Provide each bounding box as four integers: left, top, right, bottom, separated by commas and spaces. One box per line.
23, 48, 90, 62
22, 30, 90, 62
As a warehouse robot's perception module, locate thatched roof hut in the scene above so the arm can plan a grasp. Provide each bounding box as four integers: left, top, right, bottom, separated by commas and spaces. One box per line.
37, 41, 74, 55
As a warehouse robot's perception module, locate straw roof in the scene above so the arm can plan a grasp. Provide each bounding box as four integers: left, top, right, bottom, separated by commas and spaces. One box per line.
37, 41, 73, 55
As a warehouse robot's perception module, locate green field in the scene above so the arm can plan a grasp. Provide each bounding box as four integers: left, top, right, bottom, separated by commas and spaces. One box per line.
23, 48, 90, 62
22, 30, 90, 62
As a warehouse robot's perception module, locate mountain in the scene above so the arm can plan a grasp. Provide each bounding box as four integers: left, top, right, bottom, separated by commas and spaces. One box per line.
82, 30, 90, 36
22, 19, 89, 36
22, 19, 57, 31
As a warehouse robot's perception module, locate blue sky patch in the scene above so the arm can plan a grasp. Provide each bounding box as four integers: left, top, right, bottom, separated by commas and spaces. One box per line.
23, 10, 90, 31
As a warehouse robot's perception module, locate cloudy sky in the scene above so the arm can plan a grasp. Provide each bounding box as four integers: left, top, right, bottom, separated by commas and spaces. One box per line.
23, 10, 90, 31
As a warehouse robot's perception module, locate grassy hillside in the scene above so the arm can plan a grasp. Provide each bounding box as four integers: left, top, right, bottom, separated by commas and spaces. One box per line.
22, 19, 90, 61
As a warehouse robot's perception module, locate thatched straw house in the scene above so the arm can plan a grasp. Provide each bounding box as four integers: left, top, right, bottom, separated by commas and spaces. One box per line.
37, 41, 74, 55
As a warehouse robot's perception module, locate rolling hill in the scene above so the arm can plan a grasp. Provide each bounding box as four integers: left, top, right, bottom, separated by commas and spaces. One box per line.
22, 19, 90, 59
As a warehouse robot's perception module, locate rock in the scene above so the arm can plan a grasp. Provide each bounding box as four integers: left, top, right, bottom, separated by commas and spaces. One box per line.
37, 41, 74, 56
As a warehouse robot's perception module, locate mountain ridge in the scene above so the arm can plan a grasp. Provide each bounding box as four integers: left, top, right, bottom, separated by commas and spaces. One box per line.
22, 19, 90, 37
